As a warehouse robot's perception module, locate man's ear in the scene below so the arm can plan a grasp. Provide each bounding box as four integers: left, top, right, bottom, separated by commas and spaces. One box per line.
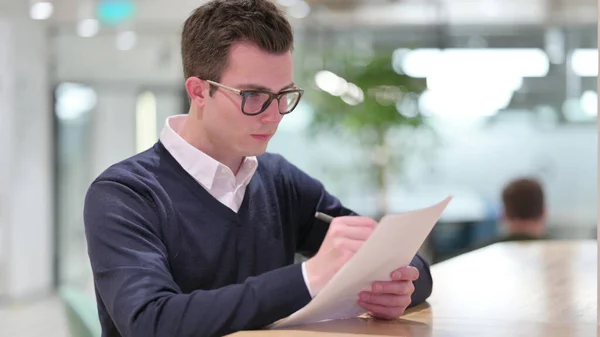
185, 77, 209, 107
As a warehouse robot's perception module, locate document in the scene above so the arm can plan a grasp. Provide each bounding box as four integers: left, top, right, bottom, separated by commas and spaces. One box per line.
269, 195, 453, 329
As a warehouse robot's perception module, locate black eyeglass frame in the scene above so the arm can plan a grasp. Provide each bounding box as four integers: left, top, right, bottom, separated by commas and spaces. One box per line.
204, 79, 304, 116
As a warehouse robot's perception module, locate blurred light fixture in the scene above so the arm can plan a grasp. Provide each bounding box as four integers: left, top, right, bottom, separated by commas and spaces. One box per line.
580, 90, 597, 116
97, 0, 135, 25
426, 69, 523, 93
562, 98, 590, 122
418, 89, 511, 118
392, 48, 410, 75
77, 18, 99, 37
341, 83, 364, 106
30, 1, 53, 20
116, 30, 137, 50
394, 48, 548, 119
55, 83, 97, 121
314, 70, 346, 96
396, 93, 419, 118
287, 0, 310, 19
396, 48, 549, 78
571, 49, 598, 77
314, 70, 364, 105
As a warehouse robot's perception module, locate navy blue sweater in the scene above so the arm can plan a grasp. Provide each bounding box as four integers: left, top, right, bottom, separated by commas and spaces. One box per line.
83, 141, 433, 337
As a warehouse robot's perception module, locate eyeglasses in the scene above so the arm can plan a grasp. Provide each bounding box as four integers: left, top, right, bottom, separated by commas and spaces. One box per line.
204, 79, 304, 116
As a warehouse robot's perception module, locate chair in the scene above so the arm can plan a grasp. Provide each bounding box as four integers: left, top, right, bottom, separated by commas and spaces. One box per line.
59, 286, 102, 337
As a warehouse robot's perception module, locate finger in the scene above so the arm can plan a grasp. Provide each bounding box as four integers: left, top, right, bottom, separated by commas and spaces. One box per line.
359, 292, 412, 308
358, 301, 405, 320
332, 216, 378, 228
332, 237, 366, 253
328, 224, 374, 241
371, 280, 415, 295
391, 266, 419, 281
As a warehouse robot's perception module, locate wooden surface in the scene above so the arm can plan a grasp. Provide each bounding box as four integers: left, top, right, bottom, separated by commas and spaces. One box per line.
230, 240, 598, 337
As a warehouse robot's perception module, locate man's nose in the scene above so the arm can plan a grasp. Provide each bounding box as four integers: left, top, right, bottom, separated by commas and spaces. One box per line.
260, 99, 284, 124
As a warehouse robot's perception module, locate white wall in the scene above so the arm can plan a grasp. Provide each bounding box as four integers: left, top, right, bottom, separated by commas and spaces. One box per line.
0, 18, 54, 299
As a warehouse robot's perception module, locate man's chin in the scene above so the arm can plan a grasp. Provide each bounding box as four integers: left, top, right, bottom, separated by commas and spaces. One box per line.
242, 145, 269, 157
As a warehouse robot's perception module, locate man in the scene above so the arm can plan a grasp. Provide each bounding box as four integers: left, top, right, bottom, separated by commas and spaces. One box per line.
441, 177, 547, 262
496, 177, 547, 241
83, 1, 433, 336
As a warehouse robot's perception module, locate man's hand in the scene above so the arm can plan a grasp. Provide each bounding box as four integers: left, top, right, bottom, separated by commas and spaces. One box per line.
305, 216, 377, 296
357, 266, 420, 320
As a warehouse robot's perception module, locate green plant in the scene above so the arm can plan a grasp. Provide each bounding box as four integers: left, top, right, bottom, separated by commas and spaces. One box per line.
304, 51, 434, 217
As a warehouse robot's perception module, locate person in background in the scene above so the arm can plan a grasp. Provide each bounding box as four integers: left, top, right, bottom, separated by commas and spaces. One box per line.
437, 177, 547, 263
83, 1, 433, 336
497, 177, 547, 242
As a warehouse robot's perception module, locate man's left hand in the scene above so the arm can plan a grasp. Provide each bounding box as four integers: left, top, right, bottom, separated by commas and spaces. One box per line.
357, 266, 419, 320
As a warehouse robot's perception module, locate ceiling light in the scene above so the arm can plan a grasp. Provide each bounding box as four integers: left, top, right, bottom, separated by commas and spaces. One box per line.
30, 2, 53, 20
77, 19, 99, 38
397, 48, 549, 78
580, 90, 597, 116
571, 49, 598, 77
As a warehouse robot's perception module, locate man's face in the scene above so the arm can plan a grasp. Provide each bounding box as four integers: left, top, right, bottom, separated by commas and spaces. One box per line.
201, 42, 294, 158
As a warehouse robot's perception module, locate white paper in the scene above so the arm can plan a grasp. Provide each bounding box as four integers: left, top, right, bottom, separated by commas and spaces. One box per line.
269, 195, 453, 328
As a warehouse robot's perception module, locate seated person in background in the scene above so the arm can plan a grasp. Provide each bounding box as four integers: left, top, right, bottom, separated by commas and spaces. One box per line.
83, 1, 433, 336
471, 177, 547, 251
496, 177, 547, 242
439, 177, 547, 262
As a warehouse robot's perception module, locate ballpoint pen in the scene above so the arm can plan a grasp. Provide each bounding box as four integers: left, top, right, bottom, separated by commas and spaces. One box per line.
314, 212, 334, 223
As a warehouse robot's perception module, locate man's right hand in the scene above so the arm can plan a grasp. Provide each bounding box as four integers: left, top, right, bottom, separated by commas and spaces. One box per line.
305, 216, 378, 296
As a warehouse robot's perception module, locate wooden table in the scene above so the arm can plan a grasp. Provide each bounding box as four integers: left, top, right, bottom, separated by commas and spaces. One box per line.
231, 240, 597, 336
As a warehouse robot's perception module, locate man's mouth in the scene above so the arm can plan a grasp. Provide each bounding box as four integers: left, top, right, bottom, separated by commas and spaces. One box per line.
251, 134, 274, 141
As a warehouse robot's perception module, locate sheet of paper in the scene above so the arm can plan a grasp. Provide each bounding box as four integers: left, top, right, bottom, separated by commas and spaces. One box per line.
269, 195, 453, 329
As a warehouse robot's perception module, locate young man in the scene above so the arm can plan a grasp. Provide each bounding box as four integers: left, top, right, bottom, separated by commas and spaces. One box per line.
442, 177, 547, 261
83, 1, 433, 336
498, 177, 547, 240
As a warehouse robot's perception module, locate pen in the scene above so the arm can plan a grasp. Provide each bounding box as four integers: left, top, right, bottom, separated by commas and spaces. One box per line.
315, 212, 334, 223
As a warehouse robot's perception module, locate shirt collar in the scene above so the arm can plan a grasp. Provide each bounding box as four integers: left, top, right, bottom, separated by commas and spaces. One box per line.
159, 114, 258, 190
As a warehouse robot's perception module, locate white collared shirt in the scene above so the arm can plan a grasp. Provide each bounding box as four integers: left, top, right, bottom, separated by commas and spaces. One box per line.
159, 114, 257, 212
159, 114, 314, 297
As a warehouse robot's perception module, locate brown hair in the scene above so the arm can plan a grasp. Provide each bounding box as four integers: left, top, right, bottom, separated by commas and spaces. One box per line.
181, 0, 293, 89
501, 177, 545, 220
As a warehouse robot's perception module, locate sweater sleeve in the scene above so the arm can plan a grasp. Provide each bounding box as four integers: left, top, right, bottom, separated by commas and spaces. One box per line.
84, 179, 311, 337
279, 157, 433, 307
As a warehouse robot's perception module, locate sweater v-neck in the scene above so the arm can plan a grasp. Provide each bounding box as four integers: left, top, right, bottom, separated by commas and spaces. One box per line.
156, 141, 255, 224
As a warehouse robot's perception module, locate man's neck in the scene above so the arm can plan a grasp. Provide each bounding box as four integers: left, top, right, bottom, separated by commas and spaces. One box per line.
178, 113, 244, 175
505, 219, 545, 238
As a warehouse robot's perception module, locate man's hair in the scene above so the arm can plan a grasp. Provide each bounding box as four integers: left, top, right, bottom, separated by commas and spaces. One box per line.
181, 0, 293, 85
501, 177, 545, 220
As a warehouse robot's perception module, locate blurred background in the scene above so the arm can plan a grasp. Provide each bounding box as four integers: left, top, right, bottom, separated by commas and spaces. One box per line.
0, 0, 597, 336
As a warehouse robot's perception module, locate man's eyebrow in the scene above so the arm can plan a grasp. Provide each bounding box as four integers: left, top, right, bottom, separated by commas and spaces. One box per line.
237, 83, 295, 92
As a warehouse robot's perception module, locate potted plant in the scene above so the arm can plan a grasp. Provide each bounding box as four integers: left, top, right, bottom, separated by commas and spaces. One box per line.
304, 51, 435, 217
